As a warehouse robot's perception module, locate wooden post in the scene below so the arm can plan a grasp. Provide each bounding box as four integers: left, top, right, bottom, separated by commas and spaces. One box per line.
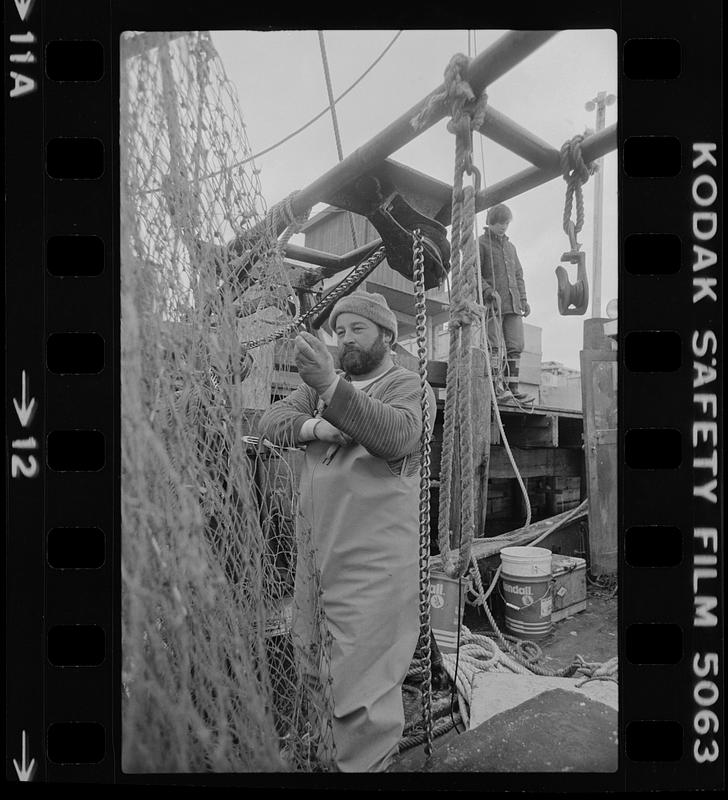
470, 347, 491, 538
580, 318, 617, 575
442, 347, 490, 549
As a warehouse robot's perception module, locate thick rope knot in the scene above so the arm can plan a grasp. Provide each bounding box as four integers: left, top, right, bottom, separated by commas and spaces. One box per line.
449, 298, 483, 330
266, 190, 312, 251
560, 133, 598, 239
411, 53, 488, 137
276, 190, 312, 229
560, 133, 598, 186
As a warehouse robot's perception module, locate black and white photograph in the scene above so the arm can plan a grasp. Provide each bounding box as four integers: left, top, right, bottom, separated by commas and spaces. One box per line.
120, 28, 619, 774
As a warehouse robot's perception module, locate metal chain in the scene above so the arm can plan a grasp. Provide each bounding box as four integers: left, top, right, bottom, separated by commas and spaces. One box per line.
238, 245, 386, 350
413, 228, 434, 760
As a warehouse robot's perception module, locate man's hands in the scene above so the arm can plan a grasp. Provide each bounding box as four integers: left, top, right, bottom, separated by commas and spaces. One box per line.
293, 331, 337, 395
522, 301, 531, 317
313, 419, 352, 445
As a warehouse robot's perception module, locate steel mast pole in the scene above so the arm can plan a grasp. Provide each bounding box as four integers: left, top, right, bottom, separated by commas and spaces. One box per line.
585, 91, 616, 318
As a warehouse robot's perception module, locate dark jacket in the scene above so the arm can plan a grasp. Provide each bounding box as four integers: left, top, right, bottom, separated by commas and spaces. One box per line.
478, 229, 527, 315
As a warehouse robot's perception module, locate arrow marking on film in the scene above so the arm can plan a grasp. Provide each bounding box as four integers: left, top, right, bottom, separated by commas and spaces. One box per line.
13, 370, 36, 428
13, 730, 36, 782
13, 0, 36, 22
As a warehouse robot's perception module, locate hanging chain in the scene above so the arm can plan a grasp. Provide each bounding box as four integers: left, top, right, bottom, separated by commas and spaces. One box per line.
413, 228, 433, 760
238, 245, 386, 350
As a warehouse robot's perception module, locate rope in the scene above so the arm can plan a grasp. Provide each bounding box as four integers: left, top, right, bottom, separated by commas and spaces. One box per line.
411, 53, 487, 134
238, 245, 386, 349
466, 499, 588, 611
412, 229, 434, 759
560, 133, 598, 242
317, 31, 359, 252
573, 655, 618, 687
266, 190, 313, 252
484, 321, 532, 526
398, 712, 462, 754
437, 54, 486, 580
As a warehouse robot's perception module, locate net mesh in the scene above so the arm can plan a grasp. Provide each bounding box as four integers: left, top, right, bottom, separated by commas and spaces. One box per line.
120, 30, 335, 773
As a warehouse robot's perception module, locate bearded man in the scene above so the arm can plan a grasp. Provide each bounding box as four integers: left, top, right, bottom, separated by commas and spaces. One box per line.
258, 290, 435, 772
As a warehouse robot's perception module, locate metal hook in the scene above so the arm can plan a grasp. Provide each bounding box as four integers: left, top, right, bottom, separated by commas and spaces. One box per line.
565, 220, 581, 253
465, 162, 482, 195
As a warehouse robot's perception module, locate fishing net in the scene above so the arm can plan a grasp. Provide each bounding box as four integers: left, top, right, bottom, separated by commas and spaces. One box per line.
120, 31, 335, 772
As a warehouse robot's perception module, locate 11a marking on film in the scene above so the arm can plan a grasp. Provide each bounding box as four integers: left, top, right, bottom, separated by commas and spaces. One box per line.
11, 370, 39, 478
8, 1, 38, 98
12, 730, 36, 782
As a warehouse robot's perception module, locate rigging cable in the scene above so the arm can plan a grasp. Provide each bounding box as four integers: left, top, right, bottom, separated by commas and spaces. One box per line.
238, 30, 403, 169
137, 30, 405, 197
317, 30, 359, 251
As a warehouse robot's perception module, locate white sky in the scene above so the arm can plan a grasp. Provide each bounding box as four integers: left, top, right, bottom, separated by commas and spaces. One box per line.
211, 29, 617, 370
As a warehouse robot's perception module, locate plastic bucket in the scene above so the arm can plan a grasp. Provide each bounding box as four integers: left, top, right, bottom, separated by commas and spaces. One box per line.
499, 546, 553, 640
430, 571, 465, 654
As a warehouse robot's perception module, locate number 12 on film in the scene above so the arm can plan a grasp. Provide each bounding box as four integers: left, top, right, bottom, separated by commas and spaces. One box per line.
11, 369, 39, 479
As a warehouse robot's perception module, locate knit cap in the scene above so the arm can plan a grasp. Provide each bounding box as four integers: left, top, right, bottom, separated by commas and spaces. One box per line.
329, 291, 398, 342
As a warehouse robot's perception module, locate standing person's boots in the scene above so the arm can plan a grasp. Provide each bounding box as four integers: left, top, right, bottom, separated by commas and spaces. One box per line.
491, 354, 514, 402
507, 358, 535, 403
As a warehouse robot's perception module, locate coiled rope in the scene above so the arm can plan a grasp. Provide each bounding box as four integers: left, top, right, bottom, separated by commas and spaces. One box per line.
446, 499, 619, 727
399, 709, 462, 754
437, 54, 487, 580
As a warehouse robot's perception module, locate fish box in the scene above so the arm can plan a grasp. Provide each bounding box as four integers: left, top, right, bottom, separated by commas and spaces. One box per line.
551, 554, 587, 622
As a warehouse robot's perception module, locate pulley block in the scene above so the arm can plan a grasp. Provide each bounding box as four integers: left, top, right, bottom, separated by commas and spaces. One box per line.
355, 176, 450, 290
555, 249, 589, 315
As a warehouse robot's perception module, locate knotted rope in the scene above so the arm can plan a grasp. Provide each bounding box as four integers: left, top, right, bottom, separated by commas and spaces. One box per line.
267, 190, 312, 252
411, 52, 488, 135
560, 133, 598, 243
437, 54, 487, 579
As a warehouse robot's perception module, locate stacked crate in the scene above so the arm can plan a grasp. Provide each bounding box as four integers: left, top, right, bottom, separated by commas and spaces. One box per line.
518, 323, 542, 401
486, 478, 514, 520
549, 475, 582, 513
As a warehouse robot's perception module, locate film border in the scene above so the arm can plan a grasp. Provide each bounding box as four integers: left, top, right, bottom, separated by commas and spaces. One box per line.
3, 0, 723, 789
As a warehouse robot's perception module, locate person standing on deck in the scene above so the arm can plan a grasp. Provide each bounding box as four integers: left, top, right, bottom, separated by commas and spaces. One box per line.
258, 291, 436, 772
478, 203, 534, 403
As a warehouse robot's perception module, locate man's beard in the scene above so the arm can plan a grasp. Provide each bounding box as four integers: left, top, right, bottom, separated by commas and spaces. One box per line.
339, 335, 389, 376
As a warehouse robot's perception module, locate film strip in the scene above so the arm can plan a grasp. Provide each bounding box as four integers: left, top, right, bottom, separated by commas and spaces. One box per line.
4, 0, 723, 789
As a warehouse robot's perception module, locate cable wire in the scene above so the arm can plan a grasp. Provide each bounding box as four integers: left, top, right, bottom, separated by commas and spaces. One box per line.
137, 31, 405, 198
317, 30, 359, 251
236, 30, 403, 168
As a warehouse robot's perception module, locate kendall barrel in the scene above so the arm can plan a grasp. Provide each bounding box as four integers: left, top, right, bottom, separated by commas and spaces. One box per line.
430, 571, 465, 654
499, 546, 553, 639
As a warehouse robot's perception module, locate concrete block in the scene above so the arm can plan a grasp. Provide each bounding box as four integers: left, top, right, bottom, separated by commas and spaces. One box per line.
469, 672, 618, 730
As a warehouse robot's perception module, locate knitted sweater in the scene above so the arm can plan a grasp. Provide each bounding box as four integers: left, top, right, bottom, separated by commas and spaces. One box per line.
258, 364, 436, 469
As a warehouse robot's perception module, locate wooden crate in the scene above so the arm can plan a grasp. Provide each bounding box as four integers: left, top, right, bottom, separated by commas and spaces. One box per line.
551, 554, 587, 622
518, 350, 542, 386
